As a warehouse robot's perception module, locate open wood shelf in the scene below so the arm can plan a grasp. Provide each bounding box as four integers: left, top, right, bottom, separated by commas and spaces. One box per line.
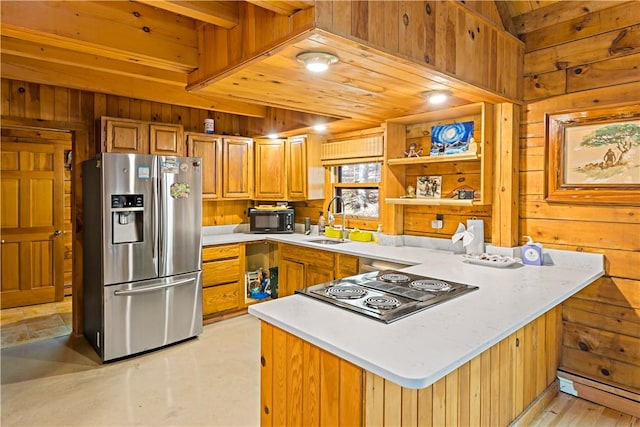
385, 197, 475, 206
387, 152, 480, 166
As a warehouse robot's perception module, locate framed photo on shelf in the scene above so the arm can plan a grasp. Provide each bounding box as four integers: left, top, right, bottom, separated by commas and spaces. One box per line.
546, 104, 640, 205
430, 121, 474, 156
416, 175, 442, 198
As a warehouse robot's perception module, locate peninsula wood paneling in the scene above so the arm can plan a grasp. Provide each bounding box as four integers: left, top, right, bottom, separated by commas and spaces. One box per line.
260, 306, 562, 426
518, 2, 640, 397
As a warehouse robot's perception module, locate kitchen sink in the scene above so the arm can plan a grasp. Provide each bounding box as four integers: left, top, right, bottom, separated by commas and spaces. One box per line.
307, 239, 347, 245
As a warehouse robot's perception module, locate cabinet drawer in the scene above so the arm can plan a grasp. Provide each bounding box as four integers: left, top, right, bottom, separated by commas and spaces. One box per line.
280, 243, 335, 268
202, 244, 240, 262
203, 258, 240, 286
202, 283, 239, 315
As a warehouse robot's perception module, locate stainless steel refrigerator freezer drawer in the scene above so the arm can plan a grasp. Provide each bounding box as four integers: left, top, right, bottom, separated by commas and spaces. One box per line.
102, 271, 202, 361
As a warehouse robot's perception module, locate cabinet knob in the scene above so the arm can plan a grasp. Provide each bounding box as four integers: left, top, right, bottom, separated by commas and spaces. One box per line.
54, 229, 63, 237
260, 355, 266, 367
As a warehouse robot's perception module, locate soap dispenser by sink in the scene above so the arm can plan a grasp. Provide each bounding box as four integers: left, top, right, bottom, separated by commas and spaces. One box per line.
522, 236, 543, 266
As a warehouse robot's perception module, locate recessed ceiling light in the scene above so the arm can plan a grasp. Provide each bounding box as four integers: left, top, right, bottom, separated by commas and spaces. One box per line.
296, 51, 339, 73
313, 124, 327, 132
422, 90, 451, 105
267, 133, 278, 139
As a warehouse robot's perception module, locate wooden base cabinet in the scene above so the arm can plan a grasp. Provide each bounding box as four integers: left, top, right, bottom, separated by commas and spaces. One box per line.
259, 306, 562, 426
202, 244, 242, 316
278, 243, 335, 297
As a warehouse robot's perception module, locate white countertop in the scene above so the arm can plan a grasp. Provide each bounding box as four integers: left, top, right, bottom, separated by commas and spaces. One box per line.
203, 227, 604, 389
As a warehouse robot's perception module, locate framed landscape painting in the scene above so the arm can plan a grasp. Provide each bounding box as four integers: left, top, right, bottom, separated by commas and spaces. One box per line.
545, 104, 640, 205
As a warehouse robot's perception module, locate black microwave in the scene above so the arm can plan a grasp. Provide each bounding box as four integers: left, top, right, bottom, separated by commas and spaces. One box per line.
249, 208, 295, 233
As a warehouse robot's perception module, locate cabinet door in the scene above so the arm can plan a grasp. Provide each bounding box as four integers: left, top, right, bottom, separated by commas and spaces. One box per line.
103, 118, 147, 153
223, 137, 253, 199
150, 123, 184, 156
254, 139, 286, 200
336, 253, 359, 279
188, 133, 221, 199
287, 136, 307, 200
279, 258, 305, 297
306, 263, 334, 287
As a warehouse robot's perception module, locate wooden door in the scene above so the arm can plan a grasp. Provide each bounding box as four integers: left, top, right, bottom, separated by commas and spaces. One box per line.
187, 133, 221, 199
254, 139, 286, 200
1, 128, 69, 308
150, 123, 184, 156
222, 137, 253, 199
279, 258, 304, 297
103, 117, 147, 153
287, 136, 307, 200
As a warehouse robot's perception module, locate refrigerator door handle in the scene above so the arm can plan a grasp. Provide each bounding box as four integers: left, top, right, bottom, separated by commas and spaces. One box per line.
152, 170, 158, 261
113, 278, 195, 296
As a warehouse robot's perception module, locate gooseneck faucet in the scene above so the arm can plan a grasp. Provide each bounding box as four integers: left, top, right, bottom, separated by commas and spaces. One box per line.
327, 195, 346, 241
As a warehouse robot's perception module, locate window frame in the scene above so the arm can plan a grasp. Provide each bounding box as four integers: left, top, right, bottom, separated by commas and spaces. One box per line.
328, 162, 381, 231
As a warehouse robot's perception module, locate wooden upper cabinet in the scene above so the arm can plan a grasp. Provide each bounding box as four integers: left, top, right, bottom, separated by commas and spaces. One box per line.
187, 133, 222, 199
287, 136, 307, 200
253, 134, 324, 201
222, 136, 253, 199
150, 123, 184, 156
103, 118, 148, 154
102, 117, 183, 156
254, 139, 287, 200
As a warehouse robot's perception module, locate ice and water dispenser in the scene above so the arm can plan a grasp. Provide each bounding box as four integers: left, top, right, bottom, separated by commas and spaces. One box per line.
111, 194, 144, 244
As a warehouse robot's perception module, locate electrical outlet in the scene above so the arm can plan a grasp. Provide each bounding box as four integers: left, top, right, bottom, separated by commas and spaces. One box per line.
431, 219, 443, 229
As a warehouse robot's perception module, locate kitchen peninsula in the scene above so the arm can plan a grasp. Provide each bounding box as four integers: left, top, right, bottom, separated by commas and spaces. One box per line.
246, 239, 603, 426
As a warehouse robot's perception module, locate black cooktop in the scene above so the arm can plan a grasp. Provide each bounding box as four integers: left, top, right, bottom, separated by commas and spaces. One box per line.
295, 270, 478, 323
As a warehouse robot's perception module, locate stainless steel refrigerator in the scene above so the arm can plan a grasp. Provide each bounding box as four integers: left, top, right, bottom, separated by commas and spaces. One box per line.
83, 153, 203, 362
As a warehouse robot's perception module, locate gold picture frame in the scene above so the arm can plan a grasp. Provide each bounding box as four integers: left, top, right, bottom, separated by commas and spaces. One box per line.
545, 104, 640, 206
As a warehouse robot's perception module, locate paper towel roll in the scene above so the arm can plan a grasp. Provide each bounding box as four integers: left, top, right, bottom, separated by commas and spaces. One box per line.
466, 219, 485, 254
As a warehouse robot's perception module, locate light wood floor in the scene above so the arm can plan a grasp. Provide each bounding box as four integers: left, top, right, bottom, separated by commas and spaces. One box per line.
2, 300, 637, 426
527, 391, 639, 426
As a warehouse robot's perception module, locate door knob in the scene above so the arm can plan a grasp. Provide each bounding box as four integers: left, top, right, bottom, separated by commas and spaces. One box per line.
54, 230, 63, 237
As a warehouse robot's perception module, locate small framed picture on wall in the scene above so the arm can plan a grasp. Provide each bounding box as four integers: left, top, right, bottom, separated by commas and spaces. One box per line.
416, 176, 442, 198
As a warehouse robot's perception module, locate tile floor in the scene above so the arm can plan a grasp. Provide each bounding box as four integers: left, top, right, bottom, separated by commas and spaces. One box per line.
1, 314, 261, 426
1, 297, 73, 348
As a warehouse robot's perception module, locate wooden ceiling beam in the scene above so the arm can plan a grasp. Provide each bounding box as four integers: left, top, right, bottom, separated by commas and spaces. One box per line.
1, 54, 266, 118
134, 1, 239, 28
493, 1, 518, 36
0, 1, 198, 72
512, 0, 629, 35
245, 0, 314, 16
1, 37, 186, 87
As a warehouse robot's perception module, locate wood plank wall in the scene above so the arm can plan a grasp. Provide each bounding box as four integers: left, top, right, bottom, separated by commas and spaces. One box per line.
314, 0, 524, 101
1, 77, 258, 332
518, 2, 640, 394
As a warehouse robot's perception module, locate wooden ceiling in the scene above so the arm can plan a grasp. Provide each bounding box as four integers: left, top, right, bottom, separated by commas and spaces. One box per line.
1, 0, 560, 136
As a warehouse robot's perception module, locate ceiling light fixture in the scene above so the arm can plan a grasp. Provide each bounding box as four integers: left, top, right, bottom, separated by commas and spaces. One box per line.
296, 51, 339, 73
267, 133, 279, 139
422, 90, 451, 105
313, 124, 327, 132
